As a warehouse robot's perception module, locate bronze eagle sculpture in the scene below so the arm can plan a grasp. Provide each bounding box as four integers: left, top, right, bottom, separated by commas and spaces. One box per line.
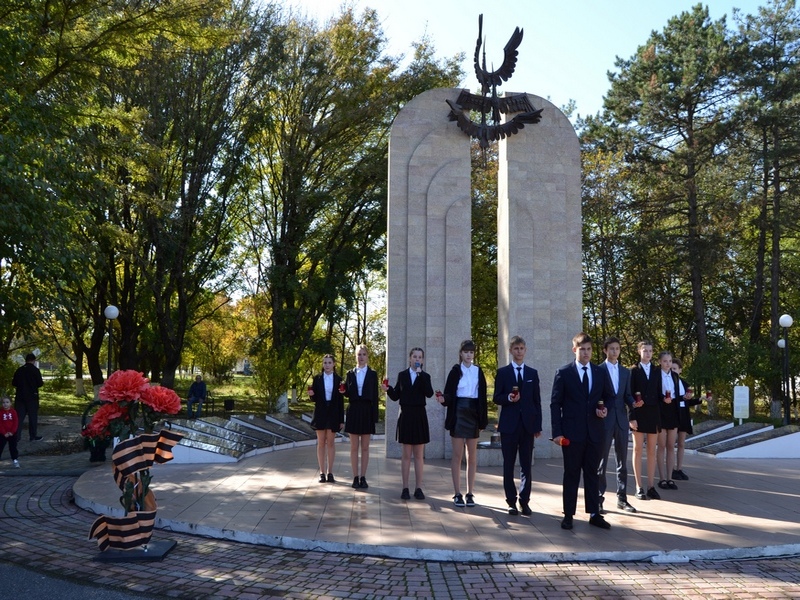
447, 14, 542, 148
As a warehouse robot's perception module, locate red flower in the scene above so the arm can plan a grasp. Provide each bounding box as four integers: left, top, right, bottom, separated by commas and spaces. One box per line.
83, 402, 130, 439
140, 385, 181, 415
99, 370, 150, 402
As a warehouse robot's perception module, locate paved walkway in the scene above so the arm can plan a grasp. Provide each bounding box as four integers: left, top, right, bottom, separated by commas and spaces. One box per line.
72, 439, 800, 563
2, 418, 800, 598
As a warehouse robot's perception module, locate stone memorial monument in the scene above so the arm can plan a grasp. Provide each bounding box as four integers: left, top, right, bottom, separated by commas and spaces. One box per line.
386, 16, 581, 459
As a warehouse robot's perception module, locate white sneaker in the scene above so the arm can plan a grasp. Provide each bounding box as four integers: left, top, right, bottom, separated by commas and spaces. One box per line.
12, 460, 20, 468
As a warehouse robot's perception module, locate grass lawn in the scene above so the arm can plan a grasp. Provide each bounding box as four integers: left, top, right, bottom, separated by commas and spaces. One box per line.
39, 375, 318, 419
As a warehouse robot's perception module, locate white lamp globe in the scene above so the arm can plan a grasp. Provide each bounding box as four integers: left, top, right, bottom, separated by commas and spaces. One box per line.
104, 305, 120, 320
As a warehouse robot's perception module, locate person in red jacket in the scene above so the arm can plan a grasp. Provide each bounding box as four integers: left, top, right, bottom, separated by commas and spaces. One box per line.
0, 396, 20, 468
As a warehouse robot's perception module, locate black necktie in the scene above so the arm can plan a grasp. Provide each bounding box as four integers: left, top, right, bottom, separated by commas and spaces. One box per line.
516, 366, 522, 385
582, 366, 589, 396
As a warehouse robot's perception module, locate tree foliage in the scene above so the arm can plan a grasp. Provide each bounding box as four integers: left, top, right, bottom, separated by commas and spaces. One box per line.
584, 1, 800, 418
235, 8, 463, 404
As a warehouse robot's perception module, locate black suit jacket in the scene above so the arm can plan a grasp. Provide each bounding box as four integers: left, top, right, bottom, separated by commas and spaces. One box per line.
442, 363, 488, 432
629, 362, 661, 423
343, 367, 380, 424
309, 372, 344, 429
386, 369, 434, 406
550, 361, 615, 444
493, 363, 542, 435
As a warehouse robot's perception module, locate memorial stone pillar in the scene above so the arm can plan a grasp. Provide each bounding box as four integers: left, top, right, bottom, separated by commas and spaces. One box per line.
386, 88, 472, 459
497, 94, 582, 458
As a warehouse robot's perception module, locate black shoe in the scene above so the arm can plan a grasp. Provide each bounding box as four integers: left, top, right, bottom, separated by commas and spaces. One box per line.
414, 488, 425, 500
453, 493, 465, 507
646, 486, 661, 500
666, 480, 678, 490
319, 473, 327, 483
507, 504, 519, 516
359, 476, 368, 489
352, 477, 360, 489
598, 497, 607, 515
617, 500, 637, 513
658, 479, 669, 489
589, 514, 611, 529
465, 493, 475, 507
674, 469, 689, 480
327, 473, 335, 483
401, 488, 411, 500
31, 436, 43, 441
520, 502, 532, 516
635, 487, 648, 500
561, 516, 573, 530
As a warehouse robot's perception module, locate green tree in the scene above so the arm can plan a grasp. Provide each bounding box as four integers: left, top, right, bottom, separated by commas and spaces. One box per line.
237, 8, 462, 404
471, 141, 498, 374
604, 4, 737, 375
732, 0, 800, 417
0, 0, 225, 362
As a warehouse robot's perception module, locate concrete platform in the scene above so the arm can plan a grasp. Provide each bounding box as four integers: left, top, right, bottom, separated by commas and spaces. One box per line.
74, 440, 800, 564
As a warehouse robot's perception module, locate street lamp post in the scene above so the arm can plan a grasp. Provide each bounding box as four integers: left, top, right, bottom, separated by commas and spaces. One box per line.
779, 313, 793, 426
104, 305, 119, 378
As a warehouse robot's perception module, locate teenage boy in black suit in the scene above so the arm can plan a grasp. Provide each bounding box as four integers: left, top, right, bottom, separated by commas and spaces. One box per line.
551, 332, 615, 530
493, 336, 542, 516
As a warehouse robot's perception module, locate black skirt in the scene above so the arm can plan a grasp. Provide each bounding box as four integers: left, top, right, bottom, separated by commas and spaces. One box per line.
396, 404, 430, 445
677, 403, 694, 434
632, 404, 661, 434
451, 398, 480, 439
660, 398, 679, 430
311, 400, 341, 432
345, 400, 375, 435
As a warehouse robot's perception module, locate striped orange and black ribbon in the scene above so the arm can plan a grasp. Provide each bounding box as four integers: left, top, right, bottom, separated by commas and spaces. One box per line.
88, 510, 157, 551
89, 428, 184, 550
111, 429, 184, 490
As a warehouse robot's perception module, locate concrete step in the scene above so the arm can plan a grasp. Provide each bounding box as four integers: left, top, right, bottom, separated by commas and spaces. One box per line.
685, 421, 770, 451
698, 424, 800, 458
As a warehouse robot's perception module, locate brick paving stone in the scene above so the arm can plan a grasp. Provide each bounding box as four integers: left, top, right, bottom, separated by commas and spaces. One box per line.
3, 474, 800, 599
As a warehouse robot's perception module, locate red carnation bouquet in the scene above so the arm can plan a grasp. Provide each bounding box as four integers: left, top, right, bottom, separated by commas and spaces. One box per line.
83, 370, 182, 441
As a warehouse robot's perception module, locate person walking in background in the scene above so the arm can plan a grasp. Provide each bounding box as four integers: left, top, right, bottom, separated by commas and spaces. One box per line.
309, 354, 344, 483
12, 353, 44, 442
1, 396, 20, 468
597, 337, 637, 514
493, 335, 542, 516
440, 339, 488, 509
384, 347, 434, 500
629, 341, 661, 500
672, 357, 700, 481
656, 351, 681, 492
186, 375, 208, 419
551, 332, 615, 530
343, 344, 380, 489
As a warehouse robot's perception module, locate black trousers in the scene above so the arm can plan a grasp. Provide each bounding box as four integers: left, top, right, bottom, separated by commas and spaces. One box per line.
561, 437, 603, 517
500, 422, 535, 505
1, 434, 19, 460
15, 396, 39, 441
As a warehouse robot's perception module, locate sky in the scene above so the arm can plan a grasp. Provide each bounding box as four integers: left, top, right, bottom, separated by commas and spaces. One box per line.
285, 0, 769, 118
